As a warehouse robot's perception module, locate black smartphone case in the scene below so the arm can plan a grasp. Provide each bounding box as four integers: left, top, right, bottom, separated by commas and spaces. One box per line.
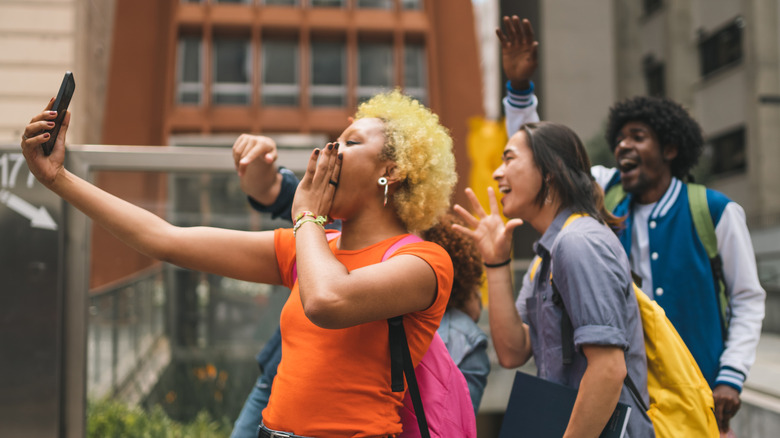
41, 72, 75, 156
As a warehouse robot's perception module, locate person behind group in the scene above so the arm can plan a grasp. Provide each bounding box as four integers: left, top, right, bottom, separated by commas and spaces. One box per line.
499, 15, 766, 434
453, 121, 655, 437
421, 213, 490, 413
229, 137, 489, 434
21, 90, 457, 437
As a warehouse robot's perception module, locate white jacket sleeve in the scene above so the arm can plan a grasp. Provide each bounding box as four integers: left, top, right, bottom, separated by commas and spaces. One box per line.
714, 202, 766, 391
503, 81, 540, 137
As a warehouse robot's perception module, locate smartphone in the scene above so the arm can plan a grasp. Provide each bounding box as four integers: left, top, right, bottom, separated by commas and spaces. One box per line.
41, 71, 76, 156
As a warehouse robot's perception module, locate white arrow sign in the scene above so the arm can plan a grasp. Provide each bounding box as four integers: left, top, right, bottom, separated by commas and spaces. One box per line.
0, 189, 58, 230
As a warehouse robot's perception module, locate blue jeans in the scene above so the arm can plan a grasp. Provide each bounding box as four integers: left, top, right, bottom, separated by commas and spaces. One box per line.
230, 373, 273, 438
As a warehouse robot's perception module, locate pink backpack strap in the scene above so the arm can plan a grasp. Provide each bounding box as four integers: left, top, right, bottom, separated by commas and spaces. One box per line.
382, 234, 423, 261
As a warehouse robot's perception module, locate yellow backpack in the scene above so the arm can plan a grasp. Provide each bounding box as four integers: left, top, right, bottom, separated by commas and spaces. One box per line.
528, 214, 719, 437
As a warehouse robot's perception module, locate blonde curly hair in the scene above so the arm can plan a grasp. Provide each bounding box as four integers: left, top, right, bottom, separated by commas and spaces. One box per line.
355, 90, 456, 232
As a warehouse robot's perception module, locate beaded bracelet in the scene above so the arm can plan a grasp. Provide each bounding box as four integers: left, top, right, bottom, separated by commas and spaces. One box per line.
293, 210, 316, 226
293, 215, 328, 236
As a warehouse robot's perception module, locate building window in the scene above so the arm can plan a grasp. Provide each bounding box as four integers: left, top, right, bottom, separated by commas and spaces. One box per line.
358, 41, 393, 103
643, 0, 662, 15
263, 0, 298, 5
212, 37, 251, 104
357, 0, 393, 9
643, 55, 665, 98
402, 0, 423, 9
262, 38, 299, 106
311, 39, 346, 107
214, 0, 251, 4
708, 127, 746, 176
699, 17, 744, 77
311, 0, 344, 7
404, 41, 427, 103
176, 36, 203, 105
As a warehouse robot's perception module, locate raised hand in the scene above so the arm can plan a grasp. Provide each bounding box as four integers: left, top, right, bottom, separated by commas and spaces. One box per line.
20, 98, 69, 187
452, 187, 524, 265
232, 134, 283, 205
291, 142, 342, 221
496, 15, 539, 90
232, 134, 278, 177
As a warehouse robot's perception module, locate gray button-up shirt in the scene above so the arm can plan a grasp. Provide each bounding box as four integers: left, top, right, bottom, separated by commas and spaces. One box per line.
515, 209, 654, 437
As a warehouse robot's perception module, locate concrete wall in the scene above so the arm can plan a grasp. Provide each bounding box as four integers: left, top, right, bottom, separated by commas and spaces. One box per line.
0, 0, 80, 143
538, 0, 615, 143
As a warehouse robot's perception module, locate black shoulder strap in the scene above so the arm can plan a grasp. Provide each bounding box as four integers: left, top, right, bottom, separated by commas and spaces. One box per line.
550, 280, 574, 365
388, 316, 431, 438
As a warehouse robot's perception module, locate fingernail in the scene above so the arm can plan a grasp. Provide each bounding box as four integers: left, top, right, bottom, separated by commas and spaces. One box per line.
328, 143, 333, 150
46, 122, 55, 127
338, 153, 343, 160
314, 149, 320, 155
48, 111, 57, 116
43, 133, 50, 138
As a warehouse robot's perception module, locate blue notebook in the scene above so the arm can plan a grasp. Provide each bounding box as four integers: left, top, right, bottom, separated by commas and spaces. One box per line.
499, 371, 631, 438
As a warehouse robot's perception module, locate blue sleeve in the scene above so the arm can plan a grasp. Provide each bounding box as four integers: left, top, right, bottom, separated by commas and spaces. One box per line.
255, 326, 283, 380
458, 339, 490, 414
247, 167, 299, 223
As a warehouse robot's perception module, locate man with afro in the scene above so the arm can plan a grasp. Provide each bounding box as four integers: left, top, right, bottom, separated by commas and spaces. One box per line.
500, 16, 765, 435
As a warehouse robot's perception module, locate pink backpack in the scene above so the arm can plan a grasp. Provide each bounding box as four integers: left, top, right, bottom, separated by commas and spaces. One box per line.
398, 331, 477, 438
292, 233, 476, 438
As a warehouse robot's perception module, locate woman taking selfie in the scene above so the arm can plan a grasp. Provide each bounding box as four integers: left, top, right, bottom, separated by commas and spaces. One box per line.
21, 90, 456, 437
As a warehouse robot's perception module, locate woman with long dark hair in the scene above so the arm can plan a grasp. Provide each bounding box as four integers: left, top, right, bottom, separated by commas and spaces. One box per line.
454, 122, 655, 437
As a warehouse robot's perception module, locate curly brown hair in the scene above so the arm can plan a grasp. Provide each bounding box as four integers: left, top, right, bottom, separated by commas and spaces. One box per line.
422, 213, 484, 311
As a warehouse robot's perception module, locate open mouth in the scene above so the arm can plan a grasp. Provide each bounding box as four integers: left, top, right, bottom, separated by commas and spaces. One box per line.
618, 157, 639, 174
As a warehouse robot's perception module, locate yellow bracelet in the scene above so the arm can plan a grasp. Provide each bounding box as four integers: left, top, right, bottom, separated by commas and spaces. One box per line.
293, 215, 328, 236
293, 210, 316, 226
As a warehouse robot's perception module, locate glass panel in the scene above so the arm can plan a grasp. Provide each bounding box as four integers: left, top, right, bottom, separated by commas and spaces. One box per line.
176, 36, 202, 105
357, 0, 393, 9
311, 0, 344, 7
402, 0, 422, 9
214, 0, 251, 3
213, 37, 251, 105
86, 168, 291, 434
358, 41, 393, 102
262, 38, 299, 106
311, 40, 346, 107
404, 42, 427, 103
263, 0, 298, 5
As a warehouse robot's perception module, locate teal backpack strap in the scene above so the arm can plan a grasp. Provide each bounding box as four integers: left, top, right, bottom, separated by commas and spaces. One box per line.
604, 183, 626, 212
687, 183, 729, 336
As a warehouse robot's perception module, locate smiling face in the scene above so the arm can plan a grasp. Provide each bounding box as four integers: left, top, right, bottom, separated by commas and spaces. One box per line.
329, 117, 391, 219
493, 130, 544, 221
613, 121, 677, 204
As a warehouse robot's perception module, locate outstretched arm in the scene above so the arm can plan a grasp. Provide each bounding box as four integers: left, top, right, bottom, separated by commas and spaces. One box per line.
453, 187, 531, 368
21, 104, 282, 286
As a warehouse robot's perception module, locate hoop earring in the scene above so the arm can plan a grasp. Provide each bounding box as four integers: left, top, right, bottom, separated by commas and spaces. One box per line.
378, 177, 389, 207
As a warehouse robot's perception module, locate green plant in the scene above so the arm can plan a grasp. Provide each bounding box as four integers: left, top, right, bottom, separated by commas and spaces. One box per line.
87, 399, 231, 438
